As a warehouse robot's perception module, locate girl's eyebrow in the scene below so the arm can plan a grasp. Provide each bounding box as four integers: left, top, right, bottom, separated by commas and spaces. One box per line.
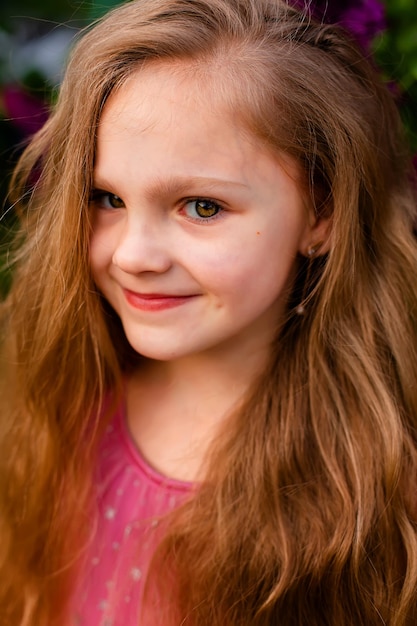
91, 174, 249, 199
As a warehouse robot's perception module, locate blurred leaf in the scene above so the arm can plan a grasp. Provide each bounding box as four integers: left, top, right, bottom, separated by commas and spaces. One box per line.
87, 0, 127, 20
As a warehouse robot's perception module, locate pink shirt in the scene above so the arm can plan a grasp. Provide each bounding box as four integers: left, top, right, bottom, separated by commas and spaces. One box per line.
73, 405, 192, 626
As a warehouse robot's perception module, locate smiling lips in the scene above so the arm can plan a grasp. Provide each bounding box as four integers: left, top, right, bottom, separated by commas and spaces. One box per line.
123, 289, 198, 311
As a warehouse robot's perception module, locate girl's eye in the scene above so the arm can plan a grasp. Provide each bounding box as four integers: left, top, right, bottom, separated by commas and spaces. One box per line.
90, 191, 125, 209
183, 199, 222, 220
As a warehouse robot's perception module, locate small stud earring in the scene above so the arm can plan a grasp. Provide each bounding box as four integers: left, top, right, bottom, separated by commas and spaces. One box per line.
307, 242, 322, 258
295, 242, 323, 315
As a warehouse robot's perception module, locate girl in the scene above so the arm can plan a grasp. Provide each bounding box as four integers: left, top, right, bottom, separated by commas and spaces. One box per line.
1, 0, 417, 624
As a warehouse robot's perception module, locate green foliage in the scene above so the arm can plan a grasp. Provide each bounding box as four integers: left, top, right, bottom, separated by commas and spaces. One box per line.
373, 0, 417, 151
87, 0, 126, 20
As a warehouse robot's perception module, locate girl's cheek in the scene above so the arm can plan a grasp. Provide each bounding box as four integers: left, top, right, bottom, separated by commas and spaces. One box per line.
90, 234, 112, 272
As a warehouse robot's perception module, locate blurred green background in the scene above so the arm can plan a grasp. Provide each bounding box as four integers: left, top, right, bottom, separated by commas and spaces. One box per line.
0, 0, 416, 297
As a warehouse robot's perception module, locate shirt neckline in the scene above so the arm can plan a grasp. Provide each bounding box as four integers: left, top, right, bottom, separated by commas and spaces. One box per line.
115, 403, 194, 493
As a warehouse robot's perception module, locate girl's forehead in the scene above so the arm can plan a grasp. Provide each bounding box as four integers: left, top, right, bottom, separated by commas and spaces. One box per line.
102, 51, 272, 130
99, 60, 249, 147
100, 56, 284, 160
105, 58, 233, 113
94, 58, 305, 207
96, 56, 305, 196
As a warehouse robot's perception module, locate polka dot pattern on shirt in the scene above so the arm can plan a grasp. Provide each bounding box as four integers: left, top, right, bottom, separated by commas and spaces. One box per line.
72, 405, 192, 626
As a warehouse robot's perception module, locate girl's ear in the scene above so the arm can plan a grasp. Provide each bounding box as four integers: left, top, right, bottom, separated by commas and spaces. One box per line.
299, 215, 332, 257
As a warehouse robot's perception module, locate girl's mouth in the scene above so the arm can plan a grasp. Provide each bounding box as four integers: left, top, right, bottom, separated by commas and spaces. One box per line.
123, 289, 199, 312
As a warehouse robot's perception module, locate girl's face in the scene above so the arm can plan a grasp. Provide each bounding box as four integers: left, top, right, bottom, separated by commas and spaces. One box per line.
90, 62, 326, 365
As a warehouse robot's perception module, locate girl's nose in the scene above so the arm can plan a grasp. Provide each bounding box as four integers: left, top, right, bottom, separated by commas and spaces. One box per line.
112, 217, 173, 275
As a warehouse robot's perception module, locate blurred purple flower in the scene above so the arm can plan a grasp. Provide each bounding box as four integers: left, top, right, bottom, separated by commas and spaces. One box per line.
3, 86, 49, 138
293, 0, 386, 51
340, 0, 386, 51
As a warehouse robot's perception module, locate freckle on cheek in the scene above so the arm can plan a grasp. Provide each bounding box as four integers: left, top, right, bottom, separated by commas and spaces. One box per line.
256, 231, 261, 236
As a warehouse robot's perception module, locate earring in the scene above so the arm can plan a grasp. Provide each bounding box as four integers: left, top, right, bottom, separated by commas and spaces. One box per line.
295, 242, 322, 316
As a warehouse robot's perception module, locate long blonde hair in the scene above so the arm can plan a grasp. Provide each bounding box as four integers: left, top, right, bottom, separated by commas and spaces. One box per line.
2, 0, 417, 624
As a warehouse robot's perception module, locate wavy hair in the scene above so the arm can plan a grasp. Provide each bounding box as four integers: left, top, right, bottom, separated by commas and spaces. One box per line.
2, 0, 417, 624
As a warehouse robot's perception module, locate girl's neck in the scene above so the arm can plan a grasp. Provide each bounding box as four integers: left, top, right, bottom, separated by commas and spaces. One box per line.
126, 346, 268, 482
